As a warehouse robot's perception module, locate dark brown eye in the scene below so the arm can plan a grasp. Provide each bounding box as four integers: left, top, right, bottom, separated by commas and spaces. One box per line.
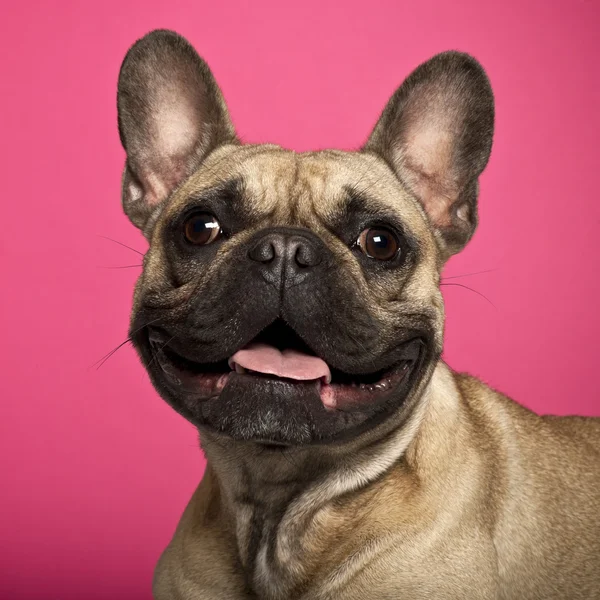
183, 213, 221, 245
357, 227, 399, 260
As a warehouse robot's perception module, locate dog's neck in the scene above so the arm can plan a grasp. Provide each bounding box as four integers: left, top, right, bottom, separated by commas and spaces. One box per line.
199, 362, 461, 598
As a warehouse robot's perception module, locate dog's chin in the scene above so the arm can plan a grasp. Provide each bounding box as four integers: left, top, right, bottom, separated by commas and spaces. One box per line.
136, 320, 429, 445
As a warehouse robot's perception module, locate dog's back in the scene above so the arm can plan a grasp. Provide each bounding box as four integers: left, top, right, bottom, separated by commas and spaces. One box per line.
464, 375, 600, 598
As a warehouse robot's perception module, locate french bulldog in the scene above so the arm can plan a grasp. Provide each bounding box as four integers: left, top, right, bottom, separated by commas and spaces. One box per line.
116, 30, 600, 599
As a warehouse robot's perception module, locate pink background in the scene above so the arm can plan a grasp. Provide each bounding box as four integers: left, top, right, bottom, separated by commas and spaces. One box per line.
1, 0, 599, 597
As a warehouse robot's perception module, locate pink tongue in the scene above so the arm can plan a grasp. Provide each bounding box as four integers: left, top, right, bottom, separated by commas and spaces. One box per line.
229, 343, 331, 383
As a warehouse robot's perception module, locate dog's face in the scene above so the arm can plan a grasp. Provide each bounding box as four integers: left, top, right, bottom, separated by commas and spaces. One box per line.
117, 30, 494, 446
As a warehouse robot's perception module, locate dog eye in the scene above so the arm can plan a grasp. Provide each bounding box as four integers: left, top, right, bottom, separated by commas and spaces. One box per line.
183, 213, 221, 245
357, 227, 399, 261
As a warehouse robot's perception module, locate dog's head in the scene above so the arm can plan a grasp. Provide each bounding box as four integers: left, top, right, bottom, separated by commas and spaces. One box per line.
117, 30, 493, 446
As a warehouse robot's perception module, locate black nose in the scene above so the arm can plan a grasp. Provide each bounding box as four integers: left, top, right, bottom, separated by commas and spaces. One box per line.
248, 228, 323, 286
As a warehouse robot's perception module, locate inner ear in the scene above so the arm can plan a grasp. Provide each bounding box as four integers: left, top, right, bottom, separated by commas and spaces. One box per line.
117, 30, 238, 233
363, 51, 494, 257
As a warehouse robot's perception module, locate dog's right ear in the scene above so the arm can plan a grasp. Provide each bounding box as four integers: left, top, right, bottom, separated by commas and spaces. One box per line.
117, 30, 237, 234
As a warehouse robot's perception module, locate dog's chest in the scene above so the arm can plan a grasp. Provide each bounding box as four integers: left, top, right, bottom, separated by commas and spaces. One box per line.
235, 504, 502, 600
232, 485, 310, 598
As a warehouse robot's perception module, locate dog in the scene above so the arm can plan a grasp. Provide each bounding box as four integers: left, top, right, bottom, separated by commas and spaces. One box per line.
116, 30, 600, 599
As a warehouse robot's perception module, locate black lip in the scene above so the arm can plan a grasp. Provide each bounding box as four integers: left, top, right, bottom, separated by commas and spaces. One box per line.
133, 318, 434, 445
144, 319, 423, 387
208, 342, 428, 445
148, 328, 230, 375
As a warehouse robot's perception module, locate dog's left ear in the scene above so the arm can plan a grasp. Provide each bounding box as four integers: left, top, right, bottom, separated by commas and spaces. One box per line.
364, 52, 494, 258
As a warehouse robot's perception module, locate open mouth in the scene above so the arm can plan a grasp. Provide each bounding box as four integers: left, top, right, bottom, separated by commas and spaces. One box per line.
147, 319, 421, 410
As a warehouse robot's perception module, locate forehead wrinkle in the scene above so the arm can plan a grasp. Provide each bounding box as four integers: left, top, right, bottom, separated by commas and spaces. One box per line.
293, 155, 345, 227
240, 149, 300, 224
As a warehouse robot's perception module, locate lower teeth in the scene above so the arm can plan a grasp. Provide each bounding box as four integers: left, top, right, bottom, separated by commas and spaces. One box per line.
354, 380, 390, 392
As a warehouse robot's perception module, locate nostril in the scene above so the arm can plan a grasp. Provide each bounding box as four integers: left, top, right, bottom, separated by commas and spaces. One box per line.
295, 248, 310, 268
294, 242, 321, 268
249, 240, 276, 264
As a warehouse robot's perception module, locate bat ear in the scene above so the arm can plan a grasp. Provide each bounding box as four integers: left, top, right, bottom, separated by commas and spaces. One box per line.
364, 52, 494, 258
117, 30, 237, 234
